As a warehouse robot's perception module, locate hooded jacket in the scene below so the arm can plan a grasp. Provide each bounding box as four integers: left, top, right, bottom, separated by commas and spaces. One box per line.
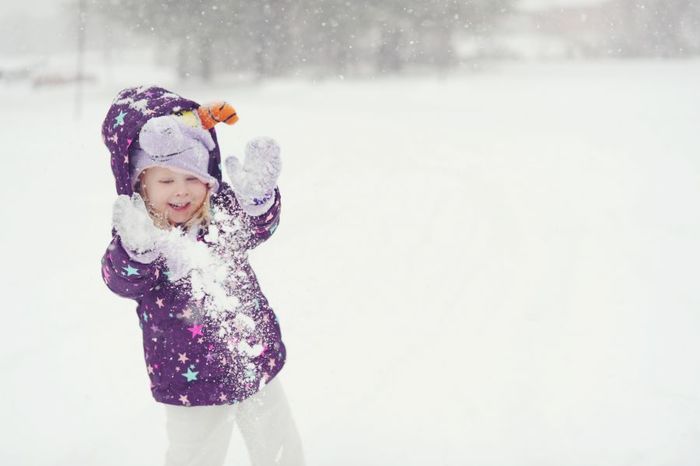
100, 86, 285, 406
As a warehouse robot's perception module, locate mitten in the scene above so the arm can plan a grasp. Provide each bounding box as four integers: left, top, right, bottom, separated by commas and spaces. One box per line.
112, 193, 166, 263
112, 194, 195, 281
224, 136, 281, 216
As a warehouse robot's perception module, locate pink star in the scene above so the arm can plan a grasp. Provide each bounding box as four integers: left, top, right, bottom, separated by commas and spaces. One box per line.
182, 308, 193, 319
219, 393, 228, 402
268, 358, 276, 370
178, 394, 190, 405
178, 353, 189, 364
205, 352, 215, 363
123, 155, 128, 164
147, 364, 154, 374
154, 269, 160, 279
198, 338, 204, 344
155, 297, 164, 308
188, 324, 204, 338
109, 134, 118, 143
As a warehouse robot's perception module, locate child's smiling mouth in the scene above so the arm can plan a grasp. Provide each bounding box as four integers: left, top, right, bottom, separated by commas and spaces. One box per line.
169, 202, 191, 212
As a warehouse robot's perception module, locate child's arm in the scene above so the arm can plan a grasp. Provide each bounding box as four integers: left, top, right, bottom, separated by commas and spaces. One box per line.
242, 186, 281, 250
222, 136, 282, 250
215, 182, 281, 251
101, 232, 162, 300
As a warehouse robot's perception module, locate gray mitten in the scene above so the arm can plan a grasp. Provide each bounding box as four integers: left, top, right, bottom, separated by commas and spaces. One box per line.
112, 194, 166, 263
224, 136, 281, 216
111, 194, 194, 281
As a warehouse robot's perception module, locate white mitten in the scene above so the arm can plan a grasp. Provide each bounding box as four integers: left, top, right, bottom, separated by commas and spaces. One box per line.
112, 194, 194, 281
224, 136, 281, 216
112, 193, 167, 263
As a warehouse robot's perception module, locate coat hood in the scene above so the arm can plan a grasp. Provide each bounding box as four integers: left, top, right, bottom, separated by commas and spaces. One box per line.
101, 85, 223, 196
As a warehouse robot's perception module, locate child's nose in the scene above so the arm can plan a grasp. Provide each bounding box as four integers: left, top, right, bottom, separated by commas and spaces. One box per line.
174, 181, 189, 196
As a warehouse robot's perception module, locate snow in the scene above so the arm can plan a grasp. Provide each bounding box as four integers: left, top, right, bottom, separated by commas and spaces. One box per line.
2, 59, 700, 465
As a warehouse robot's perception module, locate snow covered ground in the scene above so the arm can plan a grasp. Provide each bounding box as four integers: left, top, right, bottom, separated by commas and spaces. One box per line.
2, 59, 699, 465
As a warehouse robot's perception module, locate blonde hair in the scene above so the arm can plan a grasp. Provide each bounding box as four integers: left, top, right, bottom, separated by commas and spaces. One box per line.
136, 171, 212, 232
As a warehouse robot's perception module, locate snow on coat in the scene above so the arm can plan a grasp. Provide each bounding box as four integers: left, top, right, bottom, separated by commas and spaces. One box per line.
100, 85, 285, 406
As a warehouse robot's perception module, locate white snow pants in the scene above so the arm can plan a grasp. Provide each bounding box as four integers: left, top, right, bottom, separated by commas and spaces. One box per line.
163, 377, 305, 466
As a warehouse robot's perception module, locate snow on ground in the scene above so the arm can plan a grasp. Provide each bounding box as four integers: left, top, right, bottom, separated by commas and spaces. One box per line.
1, 59, 699, 465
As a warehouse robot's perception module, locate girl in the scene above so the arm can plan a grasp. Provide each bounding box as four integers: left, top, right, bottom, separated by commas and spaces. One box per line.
100, 86, 305, 466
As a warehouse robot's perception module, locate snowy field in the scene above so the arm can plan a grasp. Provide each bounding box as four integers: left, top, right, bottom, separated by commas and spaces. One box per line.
2, 59, 700, 465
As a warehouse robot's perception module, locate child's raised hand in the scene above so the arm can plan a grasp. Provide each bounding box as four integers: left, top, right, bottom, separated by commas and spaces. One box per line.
224, 136, 281, 216
112, 193, 166, 260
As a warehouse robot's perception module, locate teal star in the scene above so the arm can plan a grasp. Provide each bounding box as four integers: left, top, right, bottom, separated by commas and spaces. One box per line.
142, 312, 149, 322
113, 111, 127, 128
182, 367, 199, 382
164, 270, 173, 281
122, 264, 139, 276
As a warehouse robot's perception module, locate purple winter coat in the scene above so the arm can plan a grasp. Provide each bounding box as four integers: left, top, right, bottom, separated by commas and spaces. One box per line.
100, 86, 286, 406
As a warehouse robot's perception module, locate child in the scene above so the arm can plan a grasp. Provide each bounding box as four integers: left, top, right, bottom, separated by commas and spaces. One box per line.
100, 86, 305, 466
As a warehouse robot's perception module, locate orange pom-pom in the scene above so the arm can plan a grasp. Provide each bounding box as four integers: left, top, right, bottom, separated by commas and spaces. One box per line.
197, 102, 238, 129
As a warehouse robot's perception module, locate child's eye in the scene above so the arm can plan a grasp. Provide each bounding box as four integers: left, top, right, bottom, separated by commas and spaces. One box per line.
159, 180, 174, 184
186, 177, 198, 181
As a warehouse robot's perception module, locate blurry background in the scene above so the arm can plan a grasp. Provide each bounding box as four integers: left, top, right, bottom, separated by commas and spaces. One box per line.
2, 0, 700, 85
2, 1, 700, 466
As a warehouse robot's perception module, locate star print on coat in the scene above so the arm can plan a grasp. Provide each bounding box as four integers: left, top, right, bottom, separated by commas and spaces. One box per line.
122, 264, 139, 276
178, 352, 189, 364
182, 367, 198, 382
178, 394, 190, 405
113, 110, 127, 128
187, 324, 204, 338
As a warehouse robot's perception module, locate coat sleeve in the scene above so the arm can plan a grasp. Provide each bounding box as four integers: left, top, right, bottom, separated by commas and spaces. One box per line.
215, 182, 281, 251
101, 231, 162, 300
245, 187, 281, 250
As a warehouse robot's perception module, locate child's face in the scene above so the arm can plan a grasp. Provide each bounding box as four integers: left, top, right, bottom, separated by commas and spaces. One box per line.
139, 166, 209, 226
